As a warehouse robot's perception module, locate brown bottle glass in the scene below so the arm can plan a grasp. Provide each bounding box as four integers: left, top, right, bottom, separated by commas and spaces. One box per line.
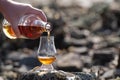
3, 14, 51, 39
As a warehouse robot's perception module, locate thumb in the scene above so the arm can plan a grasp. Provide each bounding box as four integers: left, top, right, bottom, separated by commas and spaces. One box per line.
11, 23, 21, 38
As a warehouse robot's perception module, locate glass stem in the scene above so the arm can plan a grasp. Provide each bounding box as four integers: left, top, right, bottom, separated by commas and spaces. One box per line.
40, 64, 54, 71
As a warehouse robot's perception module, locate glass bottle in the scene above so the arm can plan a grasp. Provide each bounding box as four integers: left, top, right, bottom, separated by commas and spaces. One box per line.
2, 14, 51, 39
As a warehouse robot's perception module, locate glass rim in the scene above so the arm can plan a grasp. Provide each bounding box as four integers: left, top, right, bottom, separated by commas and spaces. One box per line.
40, 36, 54, 38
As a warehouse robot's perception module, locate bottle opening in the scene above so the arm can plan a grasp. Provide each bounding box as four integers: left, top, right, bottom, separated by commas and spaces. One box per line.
45, 23, 51, 31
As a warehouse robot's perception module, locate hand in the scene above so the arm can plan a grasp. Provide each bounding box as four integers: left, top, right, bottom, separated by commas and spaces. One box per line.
0, 0, 47, 37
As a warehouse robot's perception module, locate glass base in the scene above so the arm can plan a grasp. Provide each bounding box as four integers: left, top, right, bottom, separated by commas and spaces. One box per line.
35, 64, 55, 72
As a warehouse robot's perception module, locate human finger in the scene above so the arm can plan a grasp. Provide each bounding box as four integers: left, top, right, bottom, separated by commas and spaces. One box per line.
27, 7, 47, 22
11, 23, 21, 38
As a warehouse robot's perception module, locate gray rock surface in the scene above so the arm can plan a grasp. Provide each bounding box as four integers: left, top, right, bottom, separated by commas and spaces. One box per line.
18, 69, 96, 80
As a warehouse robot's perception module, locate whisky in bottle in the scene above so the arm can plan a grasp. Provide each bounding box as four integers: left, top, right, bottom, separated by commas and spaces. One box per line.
3, 14, 51, 39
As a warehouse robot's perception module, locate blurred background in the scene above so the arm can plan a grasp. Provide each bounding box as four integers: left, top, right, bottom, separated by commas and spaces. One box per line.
0, 0, 120, 80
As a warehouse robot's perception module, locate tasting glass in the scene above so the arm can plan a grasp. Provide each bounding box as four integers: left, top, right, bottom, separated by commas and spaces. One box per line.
37, 36, 57, 72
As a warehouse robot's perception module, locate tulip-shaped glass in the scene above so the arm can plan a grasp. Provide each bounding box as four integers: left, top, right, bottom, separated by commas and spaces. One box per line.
37, 36, 57, 71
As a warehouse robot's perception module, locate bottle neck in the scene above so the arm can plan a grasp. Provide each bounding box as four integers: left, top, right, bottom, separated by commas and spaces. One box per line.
45, 23, 51, 31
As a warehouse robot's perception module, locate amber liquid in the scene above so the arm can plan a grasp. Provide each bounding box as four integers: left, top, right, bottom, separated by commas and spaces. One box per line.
47, 31, 50, 41
38, 56, 56, 65
3, 25, 48, 39
3, 25, 16, 39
